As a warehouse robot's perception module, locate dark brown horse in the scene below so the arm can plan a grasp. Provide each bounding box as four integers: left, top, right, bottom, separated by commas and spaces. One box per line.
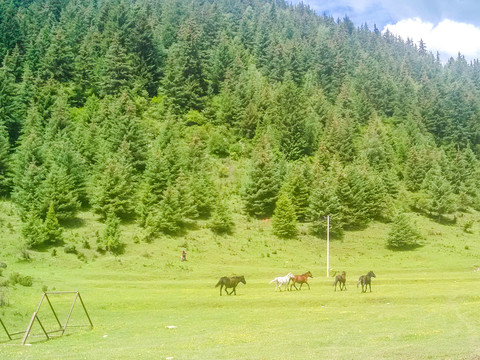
357, 271, 376, 293
333, 271, 347, 291
290, 271, 313, 290
215, 275, 246, 296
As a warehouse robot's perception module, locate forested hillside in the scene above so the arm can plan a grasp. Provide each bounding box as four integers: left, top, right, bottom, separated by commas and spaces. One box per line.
1, 0, 480, 248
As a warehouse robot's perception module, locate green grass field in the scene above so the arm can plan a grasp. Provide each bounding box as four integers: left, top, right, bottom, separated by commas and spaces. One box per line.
1, 200, 480, 359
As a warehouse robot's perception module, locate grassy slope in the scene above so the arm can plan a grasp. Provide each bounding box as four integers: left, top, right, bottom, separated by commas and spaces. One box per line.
1, 199, 480, 360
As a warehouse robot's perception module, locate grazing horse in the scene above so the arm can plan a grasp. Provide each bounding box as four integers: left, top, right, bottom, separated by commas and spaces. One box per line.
290, 271, 313, 290
333, 271, 347, 291
215, 275, 246, 296
357, 271, 376, 293
269, 272, 294, 291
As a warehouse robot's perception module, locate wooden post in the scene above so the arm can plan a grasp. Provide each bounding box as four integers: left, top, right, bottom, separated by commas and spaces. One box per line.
0, 317, 12, 340
77, 292, 93, 328
21, 312, 49, 345
45, 293, 63, 330
62, 292, 78, 335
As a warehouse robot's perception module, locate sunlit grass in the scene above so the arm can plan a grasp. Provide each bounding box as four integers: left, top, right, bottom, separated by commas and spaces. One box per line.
1, 201, 480, 359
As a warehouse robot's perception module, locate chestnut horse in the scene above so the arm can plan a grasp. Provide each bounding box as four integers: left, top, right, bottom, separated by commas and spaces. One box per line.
290, 271, 313, 290
215, 275, 246, 296
357, 271, 376, 293
333, 271, 347, 291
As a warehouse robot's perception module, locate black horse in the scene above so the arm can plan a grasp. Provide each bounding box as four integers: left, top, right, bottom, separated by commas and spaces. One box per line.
357, 271, 376, 293
215, 275, 246, 296
333, 271, 347, 291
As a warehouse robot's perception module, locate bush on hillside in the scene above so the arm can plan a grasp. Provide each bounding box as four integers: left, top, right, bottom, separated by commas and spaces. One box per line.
386, 213, 422, 250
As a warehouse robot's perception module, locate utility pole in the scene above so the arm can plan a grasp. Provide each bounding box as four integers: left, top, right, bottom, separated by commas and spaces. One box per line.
326, 215, 330, 277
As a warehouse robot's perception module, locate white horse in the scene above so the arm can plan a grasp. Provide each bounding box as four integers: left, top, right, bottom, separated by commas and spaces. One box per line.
269, 272, 294, 291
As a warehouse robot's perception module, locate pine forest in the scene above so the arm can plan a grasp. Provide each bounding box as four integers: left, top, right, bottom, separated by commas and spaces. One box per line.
2, 0, 480, 249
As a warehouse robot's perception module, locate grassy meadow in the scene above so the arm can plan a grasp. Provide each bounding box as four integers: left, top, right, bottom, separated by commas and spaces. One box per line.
1, 200, 480, 359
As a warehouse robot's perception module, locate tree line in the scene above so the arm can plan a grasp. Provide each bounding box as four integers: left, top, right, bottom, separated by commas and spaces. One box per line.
1, 0, 480, 250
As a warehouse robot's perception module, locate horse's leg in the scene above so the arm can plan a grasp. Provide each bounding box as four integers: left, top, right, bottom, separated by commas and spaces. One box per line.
369, 283, 372, 292
220, 284, 223, 296
306, 282, 310, 290
225, 286, 231, 295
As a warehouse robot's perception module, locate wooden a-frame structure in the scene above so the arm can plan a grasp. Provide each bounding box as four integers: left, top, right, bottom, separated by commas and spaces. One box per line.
1, 291, 93, 345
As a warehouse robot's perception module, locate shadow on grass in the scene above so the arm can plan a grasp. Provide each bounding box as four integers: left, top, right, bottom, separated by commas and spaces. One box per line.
60, 217, 86, 229
386, 242, 424, 251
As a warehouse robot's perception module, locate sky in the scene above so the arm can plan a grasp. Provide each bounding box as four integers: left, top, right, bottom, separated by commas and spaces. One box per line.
290, 0, 480, 63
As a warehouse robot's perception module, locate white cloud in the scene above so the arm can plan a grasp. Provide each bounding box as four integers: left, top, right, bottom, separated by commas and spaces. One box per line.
383, 18, 480, 62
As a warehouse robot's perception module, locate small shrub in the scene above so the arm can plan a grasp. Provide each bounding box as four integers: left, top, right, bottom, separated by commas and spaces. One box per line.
463, 219, 474, 233
0, 287, 9, 307
76, 252, 86, 262
51, 249, 57, 257
19, 276, 33, 287
64, 244, 78, 255
9, 272, 33, 287
20, 249, 31, 261
82, 239, 91, 249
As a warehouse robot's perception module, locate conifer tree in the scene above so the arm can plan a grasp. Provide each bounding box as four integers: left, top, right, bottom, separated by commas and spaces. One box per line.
272, 190, 298, 238
22, 210, 46, 248
0, 123, 10, 194
243, 134, 282, 219
163, 17, 206, 113
43, 201, 63, 245
91, 142, 136, 220
209, 197, 234, 235
309, 179, 344, 238
284, 161, 312, 221
387, 213, 421, 250
100, 212, 123, 254
0, 58, 20, 143
39, 27, 74, 82
100, 35, 133, 96
421, 165, 457, 218
270, 78, 311, 160
41, 161, 81, 221
155, 186, 183, 234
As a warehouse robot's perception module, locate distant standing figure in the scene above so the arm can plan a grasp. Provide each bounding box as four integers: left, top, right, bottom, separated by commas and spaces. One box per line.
181, 250, 187, 261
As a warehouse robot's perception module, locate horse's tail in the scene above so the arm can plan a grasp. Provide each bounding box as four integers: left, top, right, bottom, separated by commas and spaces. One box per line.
332, 279, 336, 287
357, 277, 362, 287
269, 279, 276, 284
215, 279, 223, 288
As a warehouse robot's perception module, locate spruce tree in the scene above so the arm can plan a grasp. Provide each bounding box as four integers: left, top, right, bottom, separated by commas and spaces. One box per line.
100, 35, 134, 96
284, 161, 312, 222
272, 191, 298, 238
309, 179, 345, 238
155, 186, 183, 235
243, 134, 282, 219
209, 197, 234, 235
0, 123, 10, 194
100, 212, 123, 254
421, 165, 457, 218
91, 142, 136, 220
163, 17, 206, 113
43, 201, 63, 245
387, 213, 421, 250
22, 210, 46, 248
